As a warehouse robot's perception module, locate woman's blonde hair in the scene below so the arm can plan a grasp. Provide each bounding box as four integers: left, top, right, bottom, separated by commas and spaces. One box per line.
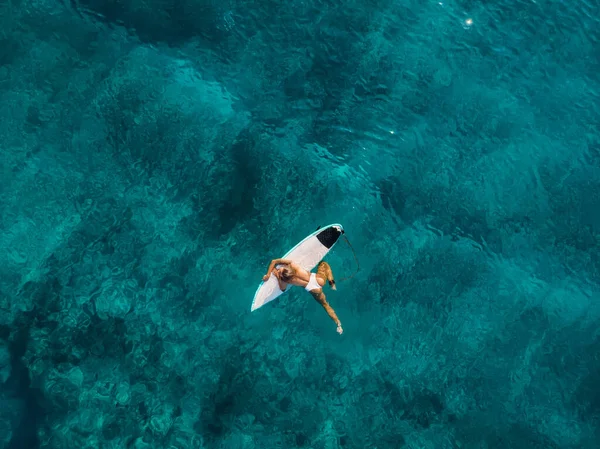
280, 266, 295, 281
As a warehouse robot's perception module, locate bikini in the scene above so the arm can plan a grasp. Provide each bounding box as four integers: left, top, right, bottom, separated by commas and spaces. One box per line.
304, 272, 322, 292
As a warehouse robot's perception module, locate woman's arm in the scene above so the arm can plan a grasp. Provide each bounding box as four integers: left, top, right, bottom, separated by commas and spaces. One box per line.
277, 277, 288, 292
263, 258, 292, 280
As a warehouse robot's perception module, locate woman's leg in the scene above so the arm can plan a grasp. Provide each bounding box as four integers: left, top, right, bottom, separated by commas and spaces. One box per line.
311, 290, 341, 327
317, 261, 336, 289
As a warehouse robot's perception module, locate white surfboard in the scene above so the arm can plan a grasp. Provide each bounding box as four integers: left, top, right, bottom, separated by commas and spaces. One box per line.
251, 224, 344, 311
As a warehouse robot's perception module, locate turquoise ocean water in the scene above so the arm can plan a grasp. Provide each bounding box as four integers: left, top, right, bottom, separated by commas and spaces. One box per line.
1, 0, 599, 448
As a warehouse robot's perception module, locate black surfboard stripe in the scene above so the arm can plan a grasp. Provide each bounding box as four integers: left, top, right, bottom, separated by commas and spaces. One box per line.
316, 226, 342, 249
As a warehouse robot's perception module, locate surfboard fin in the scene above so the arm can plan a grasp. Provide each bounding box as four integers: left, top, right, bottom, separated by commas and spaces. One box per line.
315, 225, 322, 231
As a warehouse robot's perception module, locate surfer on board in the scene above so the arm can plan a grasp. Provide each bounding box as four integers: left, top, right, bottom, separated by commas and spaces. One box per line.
262, 259, 343, 334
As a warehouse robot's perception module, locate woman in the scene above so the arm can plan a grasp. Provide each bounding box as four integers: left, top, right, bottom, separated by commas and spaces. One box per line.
263, 258, 343, 334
